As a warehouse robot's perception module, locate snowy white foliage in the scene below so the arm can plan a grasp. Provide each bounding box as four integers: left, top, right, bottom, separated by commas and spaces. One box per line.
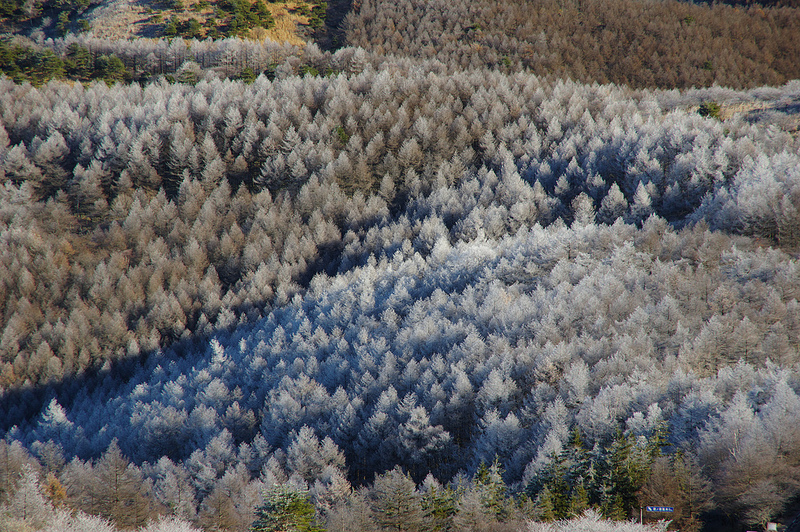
42, 509, 118, 532
7, 194, 800, 491
37, 511, 201, 532
528, 510, 669, 532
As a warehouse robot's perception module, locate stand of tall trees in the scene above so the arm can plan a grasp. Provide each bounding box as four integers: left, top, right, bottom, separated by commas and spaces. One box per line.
345, 0, 800, 89
1, 61, 798, 391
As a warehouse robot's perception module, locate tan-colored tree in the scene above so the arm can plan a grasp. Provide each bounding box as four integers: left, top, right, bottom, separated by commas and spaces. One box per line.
92, 440, 155, 529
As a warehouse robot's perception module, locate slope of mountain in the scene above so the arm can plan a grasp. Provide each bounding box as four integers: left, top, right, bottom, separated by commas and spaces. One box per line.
2, 0, 800, 530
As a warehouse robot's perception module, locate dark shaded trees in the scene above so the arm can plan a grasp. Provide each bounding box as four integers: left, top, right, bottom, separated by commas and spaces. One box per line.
640, 452, 713, 532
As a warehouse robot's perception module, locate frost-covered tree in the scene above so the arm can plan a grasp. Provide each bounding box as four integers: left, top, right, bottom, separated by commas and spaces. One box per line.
3, 463, 53, 527
286, 426, 347, 485
527, 509, 669, 532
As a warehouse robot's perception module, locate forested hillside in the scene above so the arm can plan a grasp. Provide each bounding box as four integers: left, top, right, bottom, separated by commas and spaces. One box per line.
2, 0, 800, 530
345, 0, 800, 88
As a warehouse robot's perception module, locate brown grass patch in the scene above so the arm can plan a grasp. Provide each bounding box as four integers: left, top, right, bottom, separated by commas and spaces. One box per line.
257, 2, 308, 46
85, 0, 312, 45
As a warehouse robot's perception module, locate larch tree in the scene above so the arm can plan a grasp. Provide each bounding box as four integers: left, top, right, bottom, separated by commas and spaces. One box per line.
92, 440, 155, 529
286, 426, 347, 486
368, 466, 424, 532
3, 463, 53, 527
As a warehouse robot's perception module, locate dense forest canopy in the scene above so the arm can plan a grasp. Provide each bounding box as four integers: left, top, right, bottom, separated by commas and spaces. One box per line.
2, 68, 798, 389
343, 0, 800, 89
2, 0, 800, 530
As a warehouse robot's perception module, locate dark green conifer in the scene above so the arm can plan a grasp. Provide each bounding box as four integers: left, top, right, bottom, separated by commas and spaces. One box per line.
251, 486, 324, 532
422, 485, 457, 532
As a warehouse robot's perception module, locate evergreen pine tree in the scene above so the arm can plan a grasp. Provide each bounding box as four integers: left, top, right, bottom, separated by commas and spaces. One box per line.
250, 486, 323, 532
534, 486, 556, 522
475, 457, 510, 521
568, 480, 590, 518
539, 453, 570, 519
421, 484, 457, 532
